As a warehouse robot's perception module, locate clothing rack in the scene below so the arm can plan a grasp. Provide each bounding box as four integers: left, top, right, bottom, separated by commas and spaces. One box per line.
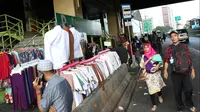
0, 47, 44, 111
60, 49, 112, 72
79, 55, 99, 64
98, 49, 110, 55
60, 62, 79, 72
60, 55, 99, 72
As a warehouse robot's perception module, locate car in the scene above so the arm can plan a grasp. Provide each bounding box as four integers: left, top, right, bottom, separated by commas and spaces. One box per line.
176, 29, 189, 43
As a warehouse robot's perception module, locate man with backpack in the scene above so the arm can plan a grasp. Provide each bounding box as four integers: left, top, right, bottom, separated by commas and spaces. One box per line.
164, 31, 196, 112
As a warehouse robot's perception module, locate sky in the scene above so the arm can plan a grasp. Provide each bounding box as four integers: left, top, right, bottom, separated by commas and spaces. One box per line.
138, 0, 200, 28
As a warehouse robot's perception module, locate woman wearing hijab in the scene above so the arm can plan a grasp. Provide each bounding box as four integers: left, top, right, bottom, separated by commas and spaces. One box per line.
140, 43, 166, 111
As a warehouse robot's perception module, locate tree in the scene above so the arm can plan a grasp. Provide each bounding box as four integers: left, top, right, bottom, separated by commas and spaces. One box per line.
154, 26, 173, 33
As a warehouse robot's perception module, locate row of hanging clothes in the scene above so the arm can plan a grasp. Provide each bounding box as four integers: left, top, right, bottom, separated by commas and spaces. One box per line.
0, 47, 44, 111
10, 59, 40, 111
0, 47, 44, 80
6, 48, 121, 111
58, 49, 121, 110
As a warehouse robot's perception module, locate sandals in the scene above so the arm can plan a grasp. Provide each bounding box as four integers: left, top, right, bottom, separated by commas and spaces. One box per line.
151, 105, 157, 111
158, 96, 163, 103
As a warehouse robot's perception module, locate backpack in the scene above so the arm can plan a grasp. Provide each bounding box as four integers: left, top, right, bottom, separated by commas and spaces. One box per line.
170, 44, 192, 73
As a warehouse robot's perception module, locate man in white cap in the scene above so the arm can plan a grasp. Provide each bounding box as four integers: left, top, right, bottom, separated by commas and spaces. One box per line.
33, 60, 73, 112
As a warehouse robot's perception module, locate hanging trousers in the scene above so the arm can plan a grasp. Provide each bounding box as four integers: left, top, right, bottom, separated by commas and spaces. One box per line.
171, 72, 194, 110
10, 73, 28, 110
23, 70, 31, 105
27, 67, 36, 105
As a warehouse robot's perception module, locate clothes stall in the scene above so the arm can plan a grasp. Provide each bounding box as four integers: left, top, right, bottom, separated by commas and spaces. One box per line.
0, 47, 44, 83
2, 24, 122, 112
2, 47, 121, 111
59, 49, 121, 110
0, 48, 44, 111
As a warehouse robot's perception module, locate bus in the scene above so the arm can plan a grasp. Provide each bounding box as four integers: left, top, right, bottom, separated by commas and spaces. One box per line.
190, 18, 200, 29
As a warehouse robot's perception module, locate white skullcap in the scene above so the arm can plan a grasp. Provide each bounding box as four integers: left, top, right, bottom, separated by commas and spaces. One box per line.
37, 60, 53, 71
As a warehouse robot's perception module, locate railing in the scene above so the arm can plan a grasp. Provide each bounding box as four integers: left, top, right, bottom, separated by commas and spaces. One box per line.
25, 34, 39, 47
0, 14, 24, 49
29, 18, 44, 32
39, 18, 55, 37
16, 18, 55, 48
101, 27, 110, 39
29, 18, 55, 36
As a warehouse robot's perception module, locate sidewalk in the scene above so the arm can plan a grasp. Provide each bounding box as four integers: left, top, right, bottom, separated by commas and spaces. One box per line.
0, 103, 38, 112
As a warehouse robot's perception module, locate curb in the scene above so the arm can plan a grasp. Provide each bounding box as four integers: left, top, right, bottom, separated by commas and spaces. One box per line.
113, 68, 140, 112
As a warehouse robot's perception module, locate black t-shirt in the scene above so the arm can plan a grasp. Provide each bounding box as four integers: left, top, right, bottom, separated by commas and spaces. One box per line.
110, 47, 128, 64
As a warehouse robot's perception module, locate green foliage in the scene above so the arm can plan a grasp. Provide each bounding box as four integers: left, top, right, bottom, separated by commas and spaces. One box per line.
154, 26, 173, 33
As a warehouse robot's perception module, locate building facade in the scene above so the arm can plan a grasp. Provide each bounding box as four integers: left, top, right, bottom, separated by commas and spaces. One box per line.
162, 6, 173, 27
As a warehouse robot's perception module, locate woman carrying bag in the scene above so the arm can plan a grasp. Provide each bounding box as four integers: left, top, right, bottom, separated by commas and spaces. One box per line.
139, 43, 166, 111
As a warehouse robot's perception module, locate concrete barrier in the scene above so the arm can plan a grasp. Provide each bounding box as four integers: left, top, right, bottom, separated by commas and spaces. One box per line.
73, 64, 132, 112
113, 76, 137, 112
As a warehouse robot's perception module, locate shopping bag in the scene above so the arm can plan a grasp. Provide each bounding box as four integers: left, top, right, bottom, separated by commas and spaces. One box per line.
131, 55, 138, 68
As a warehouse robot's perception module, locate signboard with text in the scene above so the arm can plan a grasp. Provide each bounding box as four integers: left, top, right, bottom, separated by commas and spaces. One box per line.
125, 21, 132, 26
55, 13, 102, 35
121, 4, 132, 20
143, 19, 153, 32
175, 16, 181, 22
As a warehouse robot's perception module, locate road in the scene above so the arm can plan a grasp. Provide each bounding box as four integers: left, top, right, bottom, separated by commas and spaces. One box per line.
127, 37, 200, 112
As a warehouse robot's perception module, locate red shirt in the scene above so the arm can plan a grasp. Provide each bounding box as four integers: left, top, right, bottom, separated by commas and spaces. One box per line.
0, 54, 11, 80
127, 44, 136, 56
164, 43, 192, 63
164, 43, 192, 74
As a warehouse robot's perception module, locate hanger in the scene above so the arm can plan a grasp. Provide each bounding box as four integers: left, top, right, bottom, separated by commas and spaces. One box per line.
10, 64, 23, 76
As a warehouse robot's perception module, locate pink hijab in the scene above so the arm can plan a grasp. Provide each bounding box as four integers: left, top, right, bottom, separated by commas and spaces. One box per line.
143, 43, 157, 58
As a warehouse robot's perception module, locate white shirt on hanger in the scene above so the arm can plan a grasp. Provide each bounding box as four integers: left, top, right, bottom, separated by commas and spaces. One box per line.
44, 26, 70, 69
69, 27, 83, 59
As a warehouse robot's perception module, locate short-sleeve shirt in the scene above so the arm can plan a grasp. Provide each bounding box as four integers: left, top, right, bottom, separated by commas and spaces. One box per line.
40, 74, 73, 112
164, 43, 192, 63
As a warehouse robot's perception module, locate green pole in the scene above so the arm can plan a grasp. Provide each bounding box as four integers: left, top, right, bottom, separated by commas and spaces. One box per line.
5, 15, 8, 31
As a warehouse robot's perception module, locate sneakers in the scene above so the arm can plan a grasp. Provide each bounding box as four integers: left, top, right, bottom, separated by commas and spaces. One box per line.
177, 106, 197, 112
186, 105, 197, 112
189, 107, 196, 112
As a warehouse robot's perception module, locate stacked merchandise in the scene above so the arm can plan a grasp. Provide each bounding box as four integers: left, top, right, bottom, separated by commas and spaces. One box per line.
0, 48, 44, 110
59, 49, 121, 110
